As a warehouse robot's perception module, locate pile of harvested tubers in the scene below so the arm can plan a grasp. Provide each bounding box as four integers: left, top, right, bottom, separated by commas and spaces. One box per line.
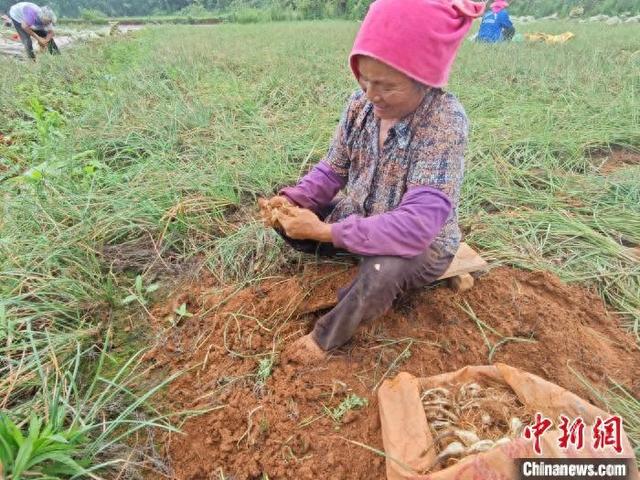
422, 381, 532, 469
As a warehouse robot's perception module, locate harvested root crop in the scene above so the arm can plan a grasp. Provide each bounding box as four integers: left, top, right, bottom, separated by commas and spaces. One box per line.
421, 381, 532, 470
259, 201, 291, 229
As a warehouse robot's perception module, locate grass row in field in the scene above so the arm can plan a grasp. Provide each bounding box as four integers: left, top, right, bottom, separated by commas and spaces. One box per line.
59, 16, 223, 26
0, 21, 638, 473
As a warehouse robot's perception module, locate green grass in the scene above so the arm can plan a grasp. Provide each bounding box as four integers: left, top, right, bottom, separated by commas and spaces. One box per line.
326, 394, 369, 424
0, 329, 184, 478
1, 20, 639, 472
604, 382, 640, 459
59, 16, 223, 25
457, 21, 640, 336
574, 368, 640, 459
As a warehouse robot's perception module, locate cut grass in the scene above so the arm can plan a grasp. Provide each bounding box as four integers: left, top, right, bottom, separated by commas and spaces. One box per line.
573, 367, 640, 458
0, 20, 638, 469
459, 300, 538, 363
59, 16, 223, 26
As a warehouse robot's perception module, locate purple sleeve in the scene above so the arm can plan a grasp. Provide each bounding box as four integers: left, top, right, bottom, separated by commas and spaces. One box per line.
331, 186, 452, 258
279, 161, 346, 213
22, 6, 38, 26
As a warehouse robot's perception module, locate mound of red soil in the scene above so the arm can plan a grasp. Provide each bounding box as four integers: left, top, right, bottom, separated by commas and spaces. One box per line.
144, 265, 639, 480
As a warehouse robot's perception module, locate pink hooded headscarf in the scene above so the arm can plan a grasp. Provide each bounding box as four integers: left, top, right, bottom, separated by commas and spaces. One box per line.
350, 0, 486, 89
491, 0, 509, 13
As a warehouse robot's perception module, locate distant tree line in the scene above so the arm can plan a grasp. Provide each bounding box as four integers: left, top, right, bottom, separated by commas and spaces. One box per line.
0, 0, 356, 17
0, 0, 191, 17
509, 0, 638, 17
0, 0, 637, 20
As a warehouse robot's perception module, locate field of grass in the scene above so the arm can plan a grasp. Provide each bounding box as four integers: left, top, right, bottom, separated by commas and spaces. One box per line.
59, 16, 222, 26
1, 20, 639, 475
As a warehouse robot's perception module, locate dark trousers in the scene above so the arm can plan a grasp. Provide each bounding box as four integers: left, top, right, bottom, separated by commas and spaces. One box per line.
278, 206, 454, 350
12, 19, 60, 59
503, 26, 516, 41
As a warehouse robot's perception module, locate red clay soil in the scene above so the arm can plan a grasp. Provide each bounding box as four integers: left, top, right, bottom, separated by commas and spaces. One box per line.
144, 264, 639, 480
595, 148, 640, 174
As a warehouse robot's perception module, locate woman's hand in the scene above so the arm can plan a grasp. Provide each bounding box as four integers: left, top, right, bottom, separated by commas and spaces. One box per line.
277, 207, 332, 242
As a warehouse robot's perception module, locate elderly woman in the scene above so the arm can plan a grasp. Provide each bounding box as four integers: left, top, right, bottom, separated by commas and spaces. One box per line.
260, 0, 484, 362
8, 2, 58, 60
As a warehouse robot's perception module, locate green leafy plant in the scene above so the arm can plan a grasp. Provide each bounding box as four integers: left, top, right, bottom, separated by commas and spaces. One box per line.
255, 356, 274, 386
174, 302, 194, 319
326, 394, 369, 423
122, 275, 160, 306
27, 97, 63, 142
0, 412, 89, 480
0, 331, 186, 479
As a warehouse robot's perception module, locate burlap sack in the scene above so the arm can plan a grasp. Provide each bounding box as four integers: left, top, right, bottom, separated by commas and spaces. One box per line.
378, 364, 638, 480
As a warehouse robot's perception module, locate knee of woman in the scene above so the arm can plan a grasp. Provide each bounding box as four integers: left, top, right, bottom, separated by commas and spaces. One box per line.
357, 258, 408, 294
360, 256, 410, 279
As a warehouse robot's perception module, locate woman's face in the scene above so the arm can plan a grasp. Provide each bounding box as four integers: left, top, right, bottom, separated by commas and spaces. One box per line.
356, 55, 426, 121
